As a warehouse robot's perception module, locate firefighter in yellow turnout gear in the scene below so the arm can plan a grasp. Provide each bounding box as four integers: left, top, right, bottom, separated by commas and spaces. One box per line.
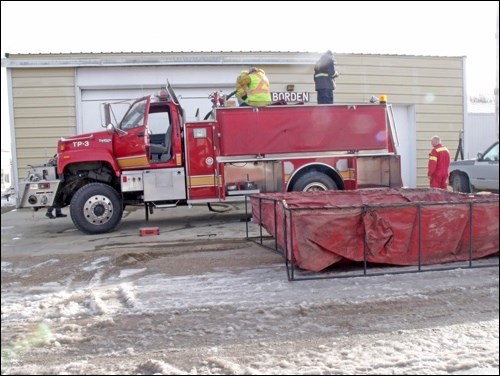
235, 70, 249, 105
235, 67, 272, 107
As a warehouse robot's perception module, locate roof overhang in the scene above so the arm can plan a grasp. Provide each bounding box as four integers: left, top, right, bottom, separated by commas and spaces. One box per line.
1, 51, 322, 68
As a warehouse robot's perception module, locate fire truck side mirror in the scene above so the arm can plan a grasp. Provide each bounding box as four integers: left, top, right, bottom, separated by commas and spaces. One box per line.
104, 103, 111, 126
106, 123, 127, 136
106, 123, 115, 133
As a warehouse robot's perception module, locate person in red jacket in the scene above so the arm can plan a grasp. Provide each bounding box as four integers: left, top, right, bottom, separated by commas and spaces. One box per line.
427, 135, 451, 189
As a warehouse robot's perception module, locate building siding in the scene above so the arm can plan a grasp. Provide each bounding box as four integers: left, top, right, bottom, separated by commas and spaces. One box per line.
11, 68, 76, 179
332, 54, 463, 187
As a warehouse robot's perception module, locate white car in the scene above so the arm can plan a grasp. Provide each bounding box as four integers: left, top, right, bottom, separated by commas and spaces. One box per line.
449, 141, 499, 193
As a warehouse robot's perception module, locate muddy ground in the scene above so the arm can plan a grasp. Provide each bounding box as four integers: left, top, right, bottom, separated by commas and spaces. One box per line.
1, 204, 498, 374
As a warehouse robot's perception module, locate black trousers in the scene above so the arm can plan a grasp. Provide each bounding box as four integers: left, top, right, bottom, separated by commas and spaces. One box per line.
317, 89, 334, 104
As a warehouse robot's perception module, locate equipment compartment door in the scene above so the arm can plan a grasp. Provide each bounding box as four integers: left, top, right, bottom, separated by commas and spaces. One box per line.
143, 168, 186, 201
185, 123, 219, 199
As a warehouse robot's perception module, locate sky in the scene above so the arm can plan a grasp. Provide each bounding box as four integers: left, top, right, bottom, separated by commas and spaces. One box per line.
1, 1, 498, 150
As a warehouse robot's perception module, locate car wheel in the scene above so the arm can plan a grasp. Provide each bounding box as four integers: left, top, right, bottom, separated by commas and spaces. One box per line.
451, 174, 470, 193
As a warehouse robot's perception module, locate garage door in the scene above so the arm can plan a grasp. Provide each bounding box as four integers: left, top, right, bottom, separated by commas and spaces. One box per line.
392, 105, 416, 188
80, 87, 235, 134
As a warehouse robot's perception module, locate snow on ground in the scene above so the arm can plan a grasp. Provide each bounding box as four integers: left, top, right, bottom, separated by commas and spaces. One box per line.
1, 249, 498, 375
1, 195, 498, 374
1, 190, 16, 207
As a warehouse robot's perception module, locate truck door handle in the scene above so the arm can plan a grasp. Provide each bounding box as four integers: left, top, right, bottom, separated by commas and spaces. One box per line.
137, 132, 144, 137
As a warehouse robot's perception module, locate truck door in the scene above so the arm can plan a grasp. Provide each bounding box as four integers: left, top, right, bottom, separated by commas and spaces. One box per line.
185, 122, 219, 200
146, 103, 176, 165
114, 96, 151, 169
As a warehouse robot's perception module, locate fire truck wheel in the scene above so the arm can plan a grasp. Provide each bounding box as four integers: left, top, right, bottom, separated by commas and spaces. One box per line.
70, 183, 124, 235
292, 171, 338, 192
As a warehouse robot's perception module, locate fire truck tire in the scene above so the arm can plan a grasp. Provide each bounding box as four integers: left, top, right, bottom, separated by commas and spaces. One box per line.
291, 171, 338, 192
70, 183, 123, 235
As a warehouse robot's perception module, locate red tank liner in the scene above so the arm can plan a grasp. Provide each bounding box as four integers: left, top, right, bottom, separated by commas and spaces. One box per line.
250, 188, 499, 272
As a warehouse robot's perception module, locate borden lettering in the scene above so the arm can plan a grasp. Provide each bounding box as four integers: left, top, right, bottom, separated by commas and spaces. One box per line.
271, 92, 310, 102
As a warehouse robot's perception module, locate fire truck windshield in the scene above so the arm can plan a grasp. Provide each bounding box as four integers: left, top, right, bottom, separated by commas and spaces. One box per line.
120, 98, 147, 130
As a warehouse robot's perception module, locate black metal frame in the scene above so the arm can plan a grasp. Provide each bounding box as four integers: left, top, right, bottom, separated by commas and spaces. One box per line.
246, 195, 499, 281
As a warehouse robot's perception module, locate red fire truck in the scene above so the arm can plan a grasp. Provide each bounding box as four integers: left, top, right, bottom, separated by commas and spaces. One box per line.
20, 84, 402, 234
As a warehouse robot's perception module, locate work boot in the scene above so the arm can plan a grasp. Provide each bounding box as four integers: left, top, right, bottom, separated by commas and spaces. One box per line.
56, 213, 67, 218
46, 212, 55, 219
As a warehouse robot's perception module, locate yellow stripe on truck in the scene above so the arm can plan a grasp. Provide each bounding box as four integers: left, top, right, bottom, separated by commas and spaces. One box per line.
116, 155, 149, 168
189, 175, 215, 187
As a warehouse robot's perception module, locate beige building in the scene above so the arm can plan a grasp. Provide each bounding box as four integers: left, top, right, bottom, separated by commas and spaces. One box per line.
1, 51, 465, 191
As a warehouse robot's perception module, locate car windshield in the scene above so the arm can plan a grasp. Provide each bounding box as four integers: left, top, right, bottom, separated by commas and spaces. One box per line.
482, 143, 499, 161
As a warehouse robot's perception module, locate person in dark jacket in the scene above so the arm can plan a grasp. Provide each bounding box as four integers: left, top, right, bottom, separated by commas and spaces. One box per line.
314, 50, 339, 104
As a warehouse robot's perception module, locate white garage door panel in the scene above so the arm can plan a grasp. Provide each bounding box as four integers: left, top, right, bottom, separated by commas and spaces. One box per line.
393, 105, 416, 188
77, 65, 246, 133
77, 66, 242, 88
80, 87, 235, 134
464, 113, 497, 159
81, 89, 150, 101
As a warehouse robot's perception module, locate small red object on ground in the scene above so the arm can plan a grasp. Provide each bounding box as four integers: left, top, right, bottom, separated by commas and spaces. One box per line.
140, 227, 160, 236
